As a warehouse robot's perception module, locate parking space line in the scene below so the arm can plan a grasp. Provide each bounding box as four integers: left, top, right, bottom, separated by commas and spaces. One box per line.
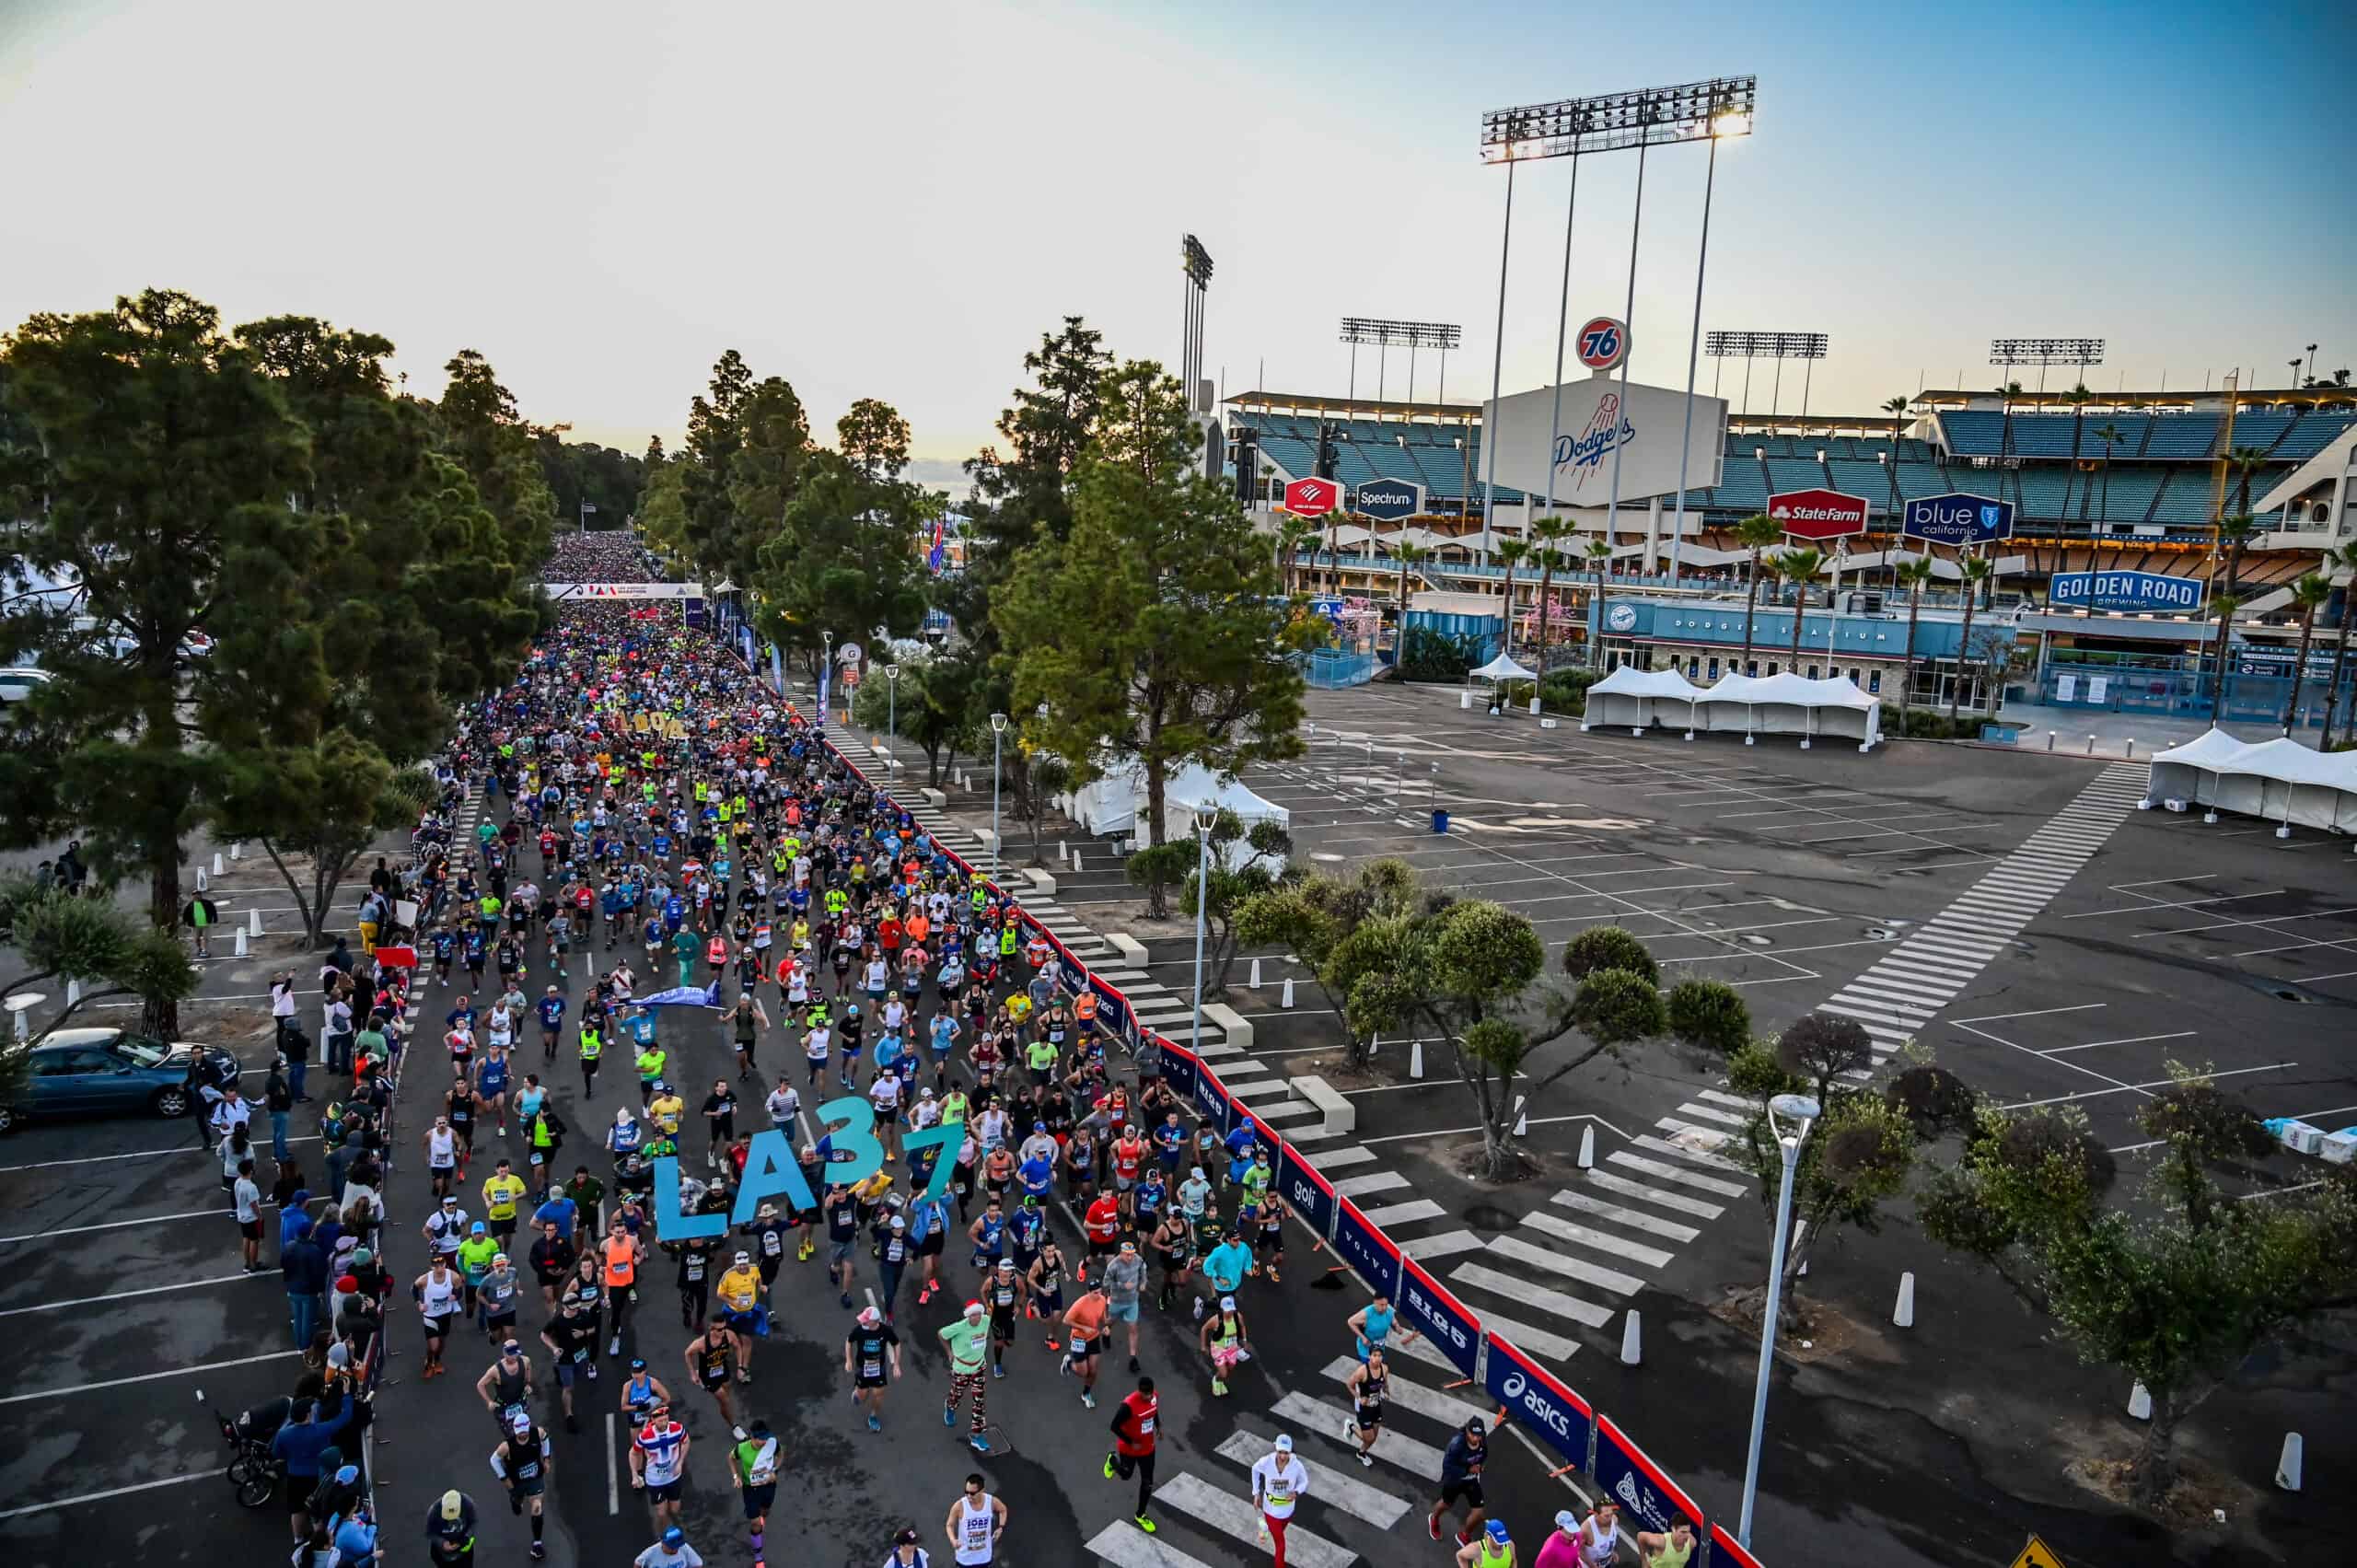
0, 1208, 234, 1246
2038, 1031, 2197, 1056
1955, 1004, 2106, 1025
0, 1351, 300, 1405
0, 1136, 319, 1173
1999, 1061, 2295, 1110
2060, 889, 2286, 920
0, 1272, 265, 1316
0, 1469, 232, 1520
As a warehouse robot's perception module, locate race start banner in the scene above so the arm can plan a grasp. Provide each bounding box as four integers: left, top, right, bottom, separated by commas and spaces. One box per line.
1484, 1335, 1593, 1472
1398, 1260, 1481, 1378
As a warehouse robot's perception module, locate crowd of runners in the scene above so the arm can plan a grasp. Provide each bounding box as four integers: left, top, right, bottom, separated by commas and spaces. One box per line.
200, 529, 1662, 1568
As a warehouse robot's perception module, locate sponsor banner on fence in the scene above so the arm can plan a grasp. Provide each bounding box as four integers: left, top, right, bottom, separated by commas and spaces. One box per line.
1710, 1523, 1765, 1568
1596, 1416, 1704, 1540
1330, 1198, 1402, 1299
1484, 1336, 1593, 1472
1190, 1056, 1233, 1133
1399, 1260, 1480, 1378
1156, 1038, 1200, 1103
1089, 977, 1136, 1048
1274, 1141, 1337, 1240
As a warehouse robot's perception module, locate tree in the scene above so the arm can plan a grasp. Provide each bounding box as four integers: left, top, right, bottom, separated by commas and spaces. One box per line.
0, 291, 311, 1033
2315, 543, 2357, 747
2279, 573, 2333, 737
1493, 540, 1529, 652
2056, 384, 2093, 522
2092, 421, 2123, 528
726, 377, 812, 575
996, 361, 1306, 915
1584, 537, 1614, 668
1777, 546, 1825, 667
1734, 514, 1782, 671
1233, 859, 1419, 1071
1665, 979, 1751, 1057
1395, 542, 1428, 616
1948, 554, 1993, 722
962, 317, 1111, 569
536, 432, 645, 531
1879, 397, 1911, 519
751, 401, 931, 671
2216, 514, 2258, 598
1919, 1071, 2357, 1509
850, 649, 981, 786
435, 349, 558, 571
2206, 591, 2243, 726
1531, 516, 1572, 661
213, 738, 436, 947
1895, 555, 1937, 719
1128, 808, 1295, 993
1775, 1014, 1875, 1106
0, 878, 199, 1047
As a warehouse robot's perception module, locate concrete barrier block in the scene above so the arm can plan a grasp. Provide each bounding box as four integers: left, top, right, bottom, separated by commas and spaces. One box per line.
1202, 1002, 1252, 1051
1107, 933, 1148, 968
921, 787, 947, 809
1021, 868, 1058, 896
1290, 1075, 1354, 1136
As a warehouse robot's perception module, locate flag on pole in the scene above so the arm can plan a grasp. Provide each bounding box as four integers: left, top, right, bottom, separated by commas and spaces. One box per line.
927, 517, 946, 574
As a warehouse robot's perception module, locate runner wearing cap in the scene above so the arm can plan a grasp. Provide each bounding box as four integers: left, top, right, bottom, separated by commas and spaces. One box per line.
1428, 1417, 1491, 1545
474, 1337, 536, 1431
1101, 1375, 1160, 1534
728, 1419, 782, 1565
981, 1259, 1023, 1377
414, 1254, 463, 1378
1198, 1295, 1251, 1397
1249, 1432, 1311, 1568
845, 1306, 902, 1431
540, 1296, 599, 1428
632, 1525, 701, 1568
882, 1525, 927, 1566
490, 1409, 553, 1560
938, 1299, 993, 1450
425, 1489, 478, 1567
1456, 1518, 1516, 1568
684, 1318, 746, 1433
618, 1357, 670, 1419
674, 1229, 718, 1330
715, 1249, 767, 1377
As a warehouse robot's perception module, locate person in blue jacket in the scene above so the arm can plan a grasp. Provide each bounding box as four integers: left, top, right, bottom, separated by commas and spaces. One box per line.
272, 1393, 358, 1545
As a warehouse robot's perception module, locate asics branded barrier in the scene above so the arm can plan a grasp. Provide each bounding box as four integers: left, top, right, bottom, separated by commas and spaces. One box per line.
758, 643, 1753, 1562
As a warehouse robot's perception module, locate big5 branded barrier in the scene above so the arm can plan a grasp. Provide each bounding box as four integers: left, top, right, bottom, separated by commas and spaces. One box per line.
776, 654, 1756, 1565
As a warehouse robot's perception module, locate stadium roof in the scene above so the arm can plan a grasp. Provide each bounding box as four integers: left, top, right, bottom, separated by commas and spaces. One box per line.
1223, 389, 1478, 423
1915, 385, 2357, 412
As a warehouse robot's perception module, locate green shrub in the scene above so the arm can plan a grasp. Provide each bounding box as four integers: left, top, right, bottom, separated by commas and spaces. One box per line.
1399, 628, 1486, 682
1562, 925, 1659, 986
1727, 1040, 1802, 1099
1666, 979, 1751, 1056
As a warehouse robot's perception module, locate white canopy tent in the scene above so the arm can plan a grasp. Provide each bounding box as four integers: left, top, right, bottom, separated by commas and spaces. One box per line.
1064, 759, 1293, 867
1581, 667, 1704, 733
2142, 731, 2357, 837
1694, 672, 1882, 750
1469, 652, 1538, 684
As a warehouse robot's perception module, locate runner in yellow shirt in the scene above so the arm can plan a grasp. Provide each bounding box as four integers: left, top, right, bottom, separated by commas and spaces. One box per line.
481, 1161, 528, 1248
715, 1250, 767, 1382
648, 1085, 687, 1137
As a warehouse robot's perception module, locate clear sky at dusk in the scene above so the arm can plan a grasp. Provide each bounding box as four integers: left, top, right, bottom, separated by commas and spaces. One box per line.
4, 0, 2349, 491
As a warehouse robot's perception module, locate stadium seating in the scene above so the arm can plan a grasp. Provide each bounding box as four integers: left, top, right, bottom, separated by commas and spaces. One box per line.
2275, 410, 2357, 460
1827, 458, 1895, 503
1937, 410, 2007, 454
1765, 457, 1830, 494
2140, 414, 2220, 459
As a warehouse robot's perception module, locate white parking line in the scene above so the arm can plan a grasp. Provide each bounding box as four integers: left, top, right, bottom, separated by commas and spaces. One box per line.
0, 1351, 300, 1405
0, 1272, 266, 1316
0, 1137, 319, 1173
1999, 1061, 2294, 1110
0, 1468, 231, 1520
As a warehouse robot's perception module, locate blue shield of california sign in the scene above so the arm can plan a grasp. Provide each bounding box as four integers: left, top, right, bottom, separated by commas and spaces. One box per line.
1901, 492, 2014, 545
1353, 478, 1424, 521
2049, 570, 2205, 614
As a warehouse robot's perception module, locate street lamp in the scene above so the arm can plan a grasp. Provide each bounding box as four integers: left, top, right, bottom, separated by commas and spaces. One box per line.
1738, 1091, 1821, 1548
884, 665, 900, 746
1189, 802, 1218, 1055
988, 713, 1008, 883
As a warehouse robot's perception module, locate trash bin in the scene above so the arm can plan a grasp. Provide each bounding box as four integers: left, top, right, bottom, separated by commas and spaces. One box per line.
1431, 809, 1450, 834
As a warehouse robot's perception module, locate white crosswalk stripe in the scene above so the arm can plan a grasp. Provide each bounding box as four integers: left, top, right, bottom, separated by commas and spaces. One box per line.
1152, 1473, 1355, 1568
1213, 1431, 1410, 1528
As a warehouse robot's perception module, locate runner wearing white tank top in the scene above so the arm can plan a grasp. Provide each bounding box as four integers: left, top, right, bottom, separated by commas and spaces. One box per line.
944, 1479, 1003, 1565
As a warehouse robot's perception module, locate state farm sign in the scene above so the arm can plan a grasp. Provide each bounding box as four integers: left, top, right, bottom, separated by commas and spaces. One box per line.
1283, 476, 1341, 517
1766, 488, 1868, 541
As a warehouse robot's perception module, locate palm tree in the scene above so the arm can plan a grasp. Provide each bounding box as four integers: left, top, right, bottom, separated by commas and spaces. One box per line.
2217, 514, 2258, 598
2093, 421, 2123, 528
2058, 385, 2094, 524
1584, 537, 1614, 669
2208, 592, 2244, 727
1531, 517, 1571, 665
1277, 517, 1319, 588
2220, 444, 2270, 588
1880, 395, 1911, 525
1896, 554, 1938, 726
2282, 574, 2334, 738
1949, 554, 1994, 723
1778, 546, 1826, 668
1494, 539, 1530, 653
1734, 513, 1782, 669
2315, 544, 2357, 747
1396, 542, 1427, 618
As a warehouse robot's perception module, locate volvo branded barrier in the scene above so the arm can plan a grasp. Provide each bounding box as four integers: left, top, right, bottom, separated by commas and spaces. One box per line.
1485, 1334, 1594, 1473
1399, 1260, 1482, 1379
1596, 1415, 1707, 1541
745, 634, 1761, 1566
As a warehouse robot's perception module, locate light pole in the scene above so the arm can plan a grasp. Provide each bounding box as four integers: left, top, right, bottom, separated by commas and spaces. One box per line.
1739, 1091, 1821, 1548
988, 713, 1008, 883
884, 665, 900, 747
1189, 803, 1217, 1053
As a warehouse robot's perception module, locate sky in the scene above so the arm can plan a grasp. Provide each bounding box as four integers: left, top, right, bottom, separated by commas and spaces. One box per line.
3, 0, 2351, 493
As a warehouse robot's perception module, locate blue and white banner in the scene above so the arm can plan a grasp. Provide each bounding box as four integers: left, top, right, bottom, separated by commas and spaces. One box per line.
2049, 569, 2205, 614
1901, 492, 2014, 545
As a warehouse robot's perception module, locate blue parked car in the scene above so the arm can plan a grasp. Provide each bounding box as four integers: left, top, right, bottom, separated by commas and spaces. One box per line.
0, 1026, 242, 1133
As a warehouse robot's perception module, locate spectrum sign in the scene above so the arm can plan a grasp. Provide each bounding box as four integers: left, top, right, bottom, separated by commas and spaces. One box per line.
1767, 488, 1869, 541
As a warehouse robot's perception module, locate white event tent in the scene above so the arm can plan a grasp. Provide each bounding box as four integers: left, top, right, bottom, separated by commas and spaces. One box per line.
1581, 667, 1703, 731
1063, 759, 1291, 867
2142, 730, 2357, 838
1585, 668, 1881, 750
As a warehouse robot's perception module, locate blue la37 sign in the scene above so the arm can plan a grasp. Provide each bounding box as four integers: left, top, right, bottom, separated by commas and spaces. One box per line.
654, 1098, 962, 1237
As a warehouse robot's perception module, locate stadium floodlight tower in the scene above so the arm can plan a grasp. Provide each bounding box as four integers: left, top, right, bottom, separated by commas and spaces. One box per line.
1180, 235, 1213, 412
1339, 318, 1463, 406
1705, 331, 1829, 421
1480, 76, 1754, 576
1991, 336, 2104, 397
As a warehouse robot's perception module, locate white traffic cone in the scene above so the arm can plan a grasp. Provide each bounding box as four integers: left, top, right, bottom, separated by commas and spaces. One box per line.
65, 979, 81, 1007
230, 842, 242, 861
1280, 978, 1295, 1009
1511, 1098, 1527, 1138
235, 927, 250, 958
2128, 1382, 2153, 1421
1893, 1271, 1915, 1329
1409, 1040, 1423, 1080
1577, 1125, 1595, 1169
1620, 1310, 1642, 1365
212, 851, 224, 876
1248, 958, 1262, 990
2276, 1433, 2303, 1492
249, 908, 263, 936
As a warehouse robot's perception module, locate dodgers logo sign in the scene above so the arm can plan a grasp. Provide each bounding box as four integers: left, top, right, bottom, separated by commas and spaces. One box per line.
1901, 492, 2014, 545
1555, 392, 1634, 494
2049, 570, 2205, 614
1576, 316, 1630, 373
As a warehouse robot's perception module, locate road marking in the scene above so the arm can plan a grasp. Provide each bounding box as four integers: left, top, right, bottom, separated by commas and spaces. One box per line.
1399, 1229, 1489, 1263
1319, 1356, 1492, 1428
1213, 1429, 1410, 1528
0, 1350, 301, 1406
0, 1271, 264, 1316
1359, 1198, 1447, 1228
1446, 1260, 1615, 1330
1953, 1003, 2107, 1026
1153, 1472, 1353, 1568
1999, 1061, 2295, 1110
0, 1468, 230, 1519
0, 1207, 241, 1245
1329, 1171, 1409, 1200
0, 1136, 319, 1173
1629, 1132, 1744, 1174
1524, 1205, 1679, 1266
1270, 1392, 1444, 1478
607, 1411, 620, 1514
1485, 1233, 1646, 1296
1603, 1151, 1746, 1199
1550, 1188, 1701, 1244
2038, 1031, 2198, 1056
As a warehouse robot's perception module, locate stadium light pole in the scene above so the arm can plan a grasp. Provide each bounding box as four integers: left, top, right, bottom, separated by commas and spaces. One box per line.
1479, 155, 1518, 570
1669, 106, 1752, 585
1541, 146, 1585, 561
1739, 1091, 1820, 1550
1601, 135, 1647, 558
987, 713, 1008, 884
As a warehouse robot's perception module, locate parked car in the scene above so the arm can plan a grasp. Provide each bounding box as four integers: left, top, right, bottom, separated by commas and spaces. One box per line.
0, 667, 54, 705
0, 1027, 243, 1133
